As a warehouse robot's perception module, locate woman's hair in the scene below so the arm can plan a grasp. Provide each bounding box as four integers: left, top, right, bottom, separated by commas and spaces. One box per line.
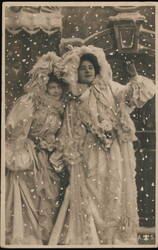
47, 73, 64, 87
79, 53, 100, 75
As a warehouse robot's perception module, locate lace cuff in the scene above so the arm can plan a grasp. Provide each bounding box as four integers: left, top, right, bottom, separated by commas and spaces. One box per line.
126, 75, 155, 108
6, 138, 34, 171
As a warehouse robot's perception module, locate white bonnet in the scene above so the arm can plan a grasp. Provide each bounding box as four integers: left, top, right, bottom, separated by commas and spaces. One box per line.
61, 45, 113, 94
24, 51, 64, 94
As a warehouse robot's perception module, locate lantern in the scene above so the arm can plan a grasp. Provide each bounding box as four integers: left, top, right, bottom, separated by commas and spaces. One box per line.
109, 7, 145, 53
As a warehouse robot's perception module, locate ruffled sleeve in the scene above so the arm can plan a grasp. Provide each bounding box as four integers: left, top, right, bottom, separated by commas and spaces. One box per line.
110, 75, 155, 110
6, 93, 34, 139
6, 93, 35, 171
127, 75, 155, 108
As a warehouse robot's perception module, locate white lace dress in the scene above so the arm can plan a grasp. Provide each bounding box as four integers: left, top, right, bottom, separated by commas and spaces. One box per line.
5, 92, 64, 244
49, 75, 155, 245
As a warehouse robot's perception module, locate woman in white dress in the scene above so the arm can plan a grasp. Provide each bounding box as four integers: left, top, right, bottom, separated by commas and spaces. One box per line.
49, 45, 155, 246
5, 52, 67, 245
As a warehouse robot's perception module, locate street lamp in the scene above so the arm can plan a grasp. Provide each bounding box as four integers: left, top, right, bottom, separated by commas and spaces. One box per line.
109, 7, 145, 53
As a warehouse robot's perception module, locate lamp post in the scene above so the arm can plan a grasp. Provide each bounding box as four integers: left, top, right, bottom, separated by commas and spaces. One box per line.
109, 7, 145, 53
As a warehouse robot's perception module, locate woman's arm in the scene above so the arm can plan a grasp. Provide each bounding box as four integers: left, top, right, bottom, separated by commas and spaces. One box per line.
5, 93, 35, 171
6, 93, 34, 140
110, 63, 155, 111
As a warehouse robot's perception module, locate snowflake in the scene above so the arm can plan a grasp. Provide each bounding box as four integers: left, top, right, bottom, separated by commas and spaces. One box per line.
75, 26, 79, 32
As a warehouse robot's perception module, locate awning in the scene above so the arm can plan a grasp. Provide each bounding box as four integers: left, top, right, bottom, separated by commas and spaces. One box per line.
5, 6, 63, 35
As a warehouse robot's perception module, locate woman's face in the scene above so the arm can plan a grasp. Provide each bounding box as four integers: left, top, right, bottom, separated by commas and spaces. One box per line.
47, 81, 63, 99
78, 60, 96, 84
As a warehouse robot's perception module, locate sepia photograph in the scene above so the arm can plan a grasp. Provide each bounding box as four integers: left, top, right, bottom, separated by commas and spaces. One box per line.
1, 1, 157, 248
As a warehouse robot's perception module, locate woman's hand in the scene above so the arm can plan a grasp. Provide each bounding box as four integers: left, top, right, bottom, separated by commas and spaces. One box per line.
49, 152, 64, 172
39, 134, 56, 151
125, 61, 137, 78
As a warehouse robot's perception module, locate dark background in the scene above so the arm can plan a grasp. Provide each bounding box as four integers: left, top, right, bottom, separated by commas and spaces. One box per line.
5, 6, 155, 228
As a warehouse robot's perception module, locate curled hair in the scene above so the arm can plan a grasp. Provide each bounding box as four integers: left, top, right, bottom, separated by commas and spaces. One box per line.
47, 73, 65, 87
79, 53, 100, 75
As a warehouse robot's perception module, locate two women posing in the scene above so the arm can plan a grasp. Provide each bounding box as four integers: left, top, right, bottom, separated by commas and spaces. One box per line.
5, 46, 155, 245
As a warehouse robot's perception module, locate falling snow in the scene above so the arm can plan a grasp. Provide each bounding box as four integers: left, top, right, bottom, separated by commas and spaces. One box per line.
5, 5, 155, 230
